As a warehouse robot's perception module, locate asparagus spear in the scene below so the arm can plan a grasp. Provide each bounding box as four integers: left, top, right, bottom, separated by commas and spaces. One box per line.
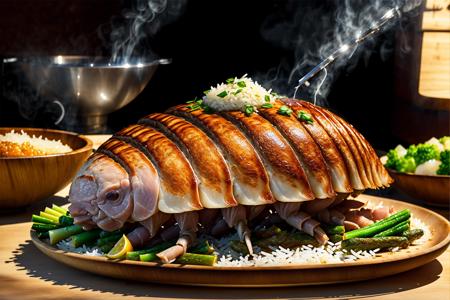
70, 229, 102, 248
126, 241, 174, 261
99, 229, 124, 238
49, 225, 84, 245
322, 225, 345, 235
39, 212, 60, 224
402, 229, 424, 243
99, 242, 116, 253
341, 237, 409, 251
32, 214, 59, 225
45, 207, 64, 218
59, 215, 74, 226
329, 234, 343, 243
96, 233, 123, 247
344, 209, 410, 240
139, 253, 157, 262
37, 231, 49, 239
373, 220, 410, 238
32, 223, 60, 232
189, 241, 215, 255
175, 253, 217, 266
52, 204, 69, 216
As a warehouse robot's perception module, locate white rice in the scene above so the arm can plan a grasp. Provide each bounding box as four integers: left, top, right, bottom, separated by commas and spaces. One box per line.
203, 75, 276, 111
0, 130, 72, 154
56, 239, 104, 256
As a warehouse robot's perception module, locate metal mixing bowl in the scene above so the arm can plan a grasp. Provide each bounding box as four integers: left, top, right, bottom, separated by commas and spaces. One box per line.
3, 56, 169, 132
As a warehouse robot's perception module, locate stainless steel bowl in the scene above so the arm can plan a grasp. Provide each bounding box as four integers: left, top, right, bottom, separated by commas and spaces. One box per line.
4, 56, 169, 132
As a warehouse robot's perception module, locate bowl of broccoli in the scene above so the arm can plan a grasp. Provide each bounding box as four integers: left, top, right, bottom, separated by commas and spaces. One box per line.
380, 136, 449, 207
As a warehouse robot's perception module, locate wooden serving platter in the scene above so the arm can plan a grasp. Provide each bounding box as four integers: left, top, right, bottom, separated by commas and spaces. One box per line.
31, 195, 450, 287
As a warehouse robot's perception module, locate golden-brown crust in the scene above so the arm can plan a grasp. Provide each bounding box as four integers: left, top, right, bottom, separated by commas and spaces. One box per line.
223, 110, 314, 200
141, 113, 238, 207
258, 101, 335, 199
115, 124, 202, 210
281, 99, 353, 193
170, 104, 274, 204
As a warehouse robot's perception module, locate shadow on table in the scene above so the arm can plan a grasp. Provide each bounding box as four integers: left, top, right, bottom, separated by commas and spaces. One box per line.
0, 196, 68, 226
6, 240, 444, 299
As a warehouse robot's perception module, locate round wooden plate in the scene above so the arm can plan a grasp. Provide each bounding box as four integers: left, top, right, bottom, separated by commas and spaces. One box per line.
31, 195, 450, 287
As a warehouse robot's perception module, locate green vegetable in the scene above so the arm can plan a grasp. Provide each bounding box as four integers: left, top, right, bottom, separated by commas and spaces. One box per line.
341, 237, 409, 251
329, 234, 343, 243
217, 91, 228, 98
385, 149, 401, 170
254, 226, 282, 239
226, 77, 235, 84
344, 209, 410, 240
236, 81, 246, 88
397, 156, 416, 173
261, 103, 273, 109
264, 95, 271, 102
125, 241, 174, 261
70, 229, 102, 248
37, 232, 49, 239
99, 229, 124, 238
297, 111, 314, 124
59, 215, 74, 226
96, 233, 122, 247
44, 207, 64, 217
175, 253, 217, 266
322, 225, 345, 235
402, 229, 424, 243
189, 241, 214, 255
277, 105, 293, 116
52, 204, 69, 215
373, 220, 410, 237
32, 223, 60, 232
233, 89, 242, 95
49, 225, 84, 245
244, 104, 255, 116
439, 136, 450, 150
39, 212, 60, 224
32, 214, 59, 225
139, 253, 157, 262
99, 242, 115, 253
437, 150, 450, 175
414, 144, 440, 165
203, 89, 210, 95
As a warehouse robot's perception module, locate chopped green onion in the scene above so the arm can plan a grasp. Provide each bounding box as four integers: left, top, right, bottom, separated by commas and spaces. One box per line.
226, 78, 235, 84
233, 89, 242, 95
264, 95, 271, 102
297, 111, 314, 124
217, 91, 228, 98
203, 89, 210, 95
244, 104, 255, 116
261, 103, 273, 109
236, 81, 246, 88
277, 105, 293, 116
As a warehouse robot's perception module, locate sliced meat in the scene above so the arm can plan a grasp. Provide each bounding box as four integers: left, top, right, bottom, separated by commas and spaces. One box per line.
169, 105, 274, 206
140, 113, 237, 209
115, 124, 202, 214
258, 101, 335, 199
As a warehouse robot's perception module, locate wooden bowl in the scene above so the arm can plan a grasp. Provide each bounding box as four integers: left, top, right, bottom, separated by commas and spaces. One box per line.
388, 169, 450, 207
0, 128, 93, 209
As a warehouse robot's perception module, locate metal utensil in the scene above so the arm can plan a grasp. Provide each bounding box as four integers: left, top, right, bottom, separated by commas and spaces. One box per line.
4, 56, 170, 133
294, 7, 401, 97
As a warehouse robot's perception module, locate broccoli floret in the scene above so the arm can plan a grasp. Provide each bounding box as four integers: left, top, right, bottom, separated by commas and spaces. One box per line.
397, 156, 416, 173
405, 144, 418, 159
437, 150, 450, 175
385, 149, 400, 170
440, 136, 450, 151
411, 144, 440, 165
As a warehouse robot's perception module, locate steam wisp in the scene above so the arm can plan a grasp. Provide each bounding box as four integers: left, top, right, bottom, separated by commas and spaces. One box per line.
293, 7, 401, 98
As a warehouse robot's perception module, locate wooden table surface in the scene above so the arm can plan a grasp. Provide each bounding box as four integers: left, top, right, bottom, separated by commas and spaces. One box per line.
1, 135, 449, 300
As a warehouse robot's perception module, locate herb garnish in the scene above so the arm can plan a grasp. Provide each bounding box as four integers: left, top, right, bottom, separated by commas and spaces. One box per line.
186, 98, 213, 113
277, 105, 293, 116
264, 95, 271, 102
297, 111, 314, 124
244, 104, 255, 116
226, 78, 235, 84
261, 103, 273, 109
233, 89, 243, 95
236, 81, 246, 88
217, 91, 228, 98
203, 89, 210, 95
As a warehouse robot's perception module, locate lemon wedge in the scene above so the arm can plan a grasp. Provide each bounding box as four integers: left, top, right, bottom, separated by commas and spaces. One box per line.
106, 234, 133, 259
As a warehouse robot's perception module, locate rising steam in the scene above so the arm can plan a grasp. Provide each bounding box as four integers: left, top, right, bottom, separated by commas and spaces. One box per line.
107, 0, 187, 63
259, 0, 423, 105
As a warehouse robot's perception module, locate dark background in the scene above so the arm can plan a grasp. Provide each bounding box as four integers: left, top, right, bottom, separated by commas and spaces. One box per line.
0, 0, 448, 151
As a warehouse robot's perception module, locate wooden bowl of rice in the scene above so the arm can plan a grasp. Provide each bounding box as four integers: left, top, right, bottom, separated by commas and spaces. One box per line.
0, 128, 93, 209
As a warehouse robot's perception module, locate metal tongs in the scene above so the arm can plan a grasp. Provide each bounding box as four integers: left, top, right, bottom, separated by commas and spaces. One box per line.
293, 7, 401, 96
